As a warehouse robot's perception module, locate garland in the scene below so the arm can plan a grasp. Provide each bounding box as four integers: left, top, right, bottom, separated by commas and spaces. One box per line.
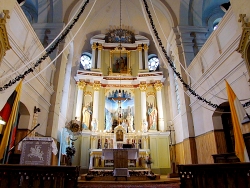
2, 0, 250, 109
0, 0, 90, 91
142, 0, 250, 109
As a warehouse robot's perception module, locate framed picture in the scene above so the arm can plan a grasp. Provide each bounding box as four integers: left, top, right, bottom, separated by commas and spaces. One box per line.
116, 130, 123, 141
109, 47, 131, 75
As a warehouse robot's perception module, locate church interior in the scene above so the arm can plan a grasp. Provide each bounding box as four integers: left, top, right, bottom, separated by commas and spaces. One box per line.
0, 0, 250, 186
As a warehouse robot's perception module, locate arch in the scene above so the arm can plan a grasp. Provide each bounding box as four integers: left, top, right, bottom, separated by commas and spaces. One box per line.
212, 102, 234, 153
17, 102, 30, 129
21, 0, 38, 23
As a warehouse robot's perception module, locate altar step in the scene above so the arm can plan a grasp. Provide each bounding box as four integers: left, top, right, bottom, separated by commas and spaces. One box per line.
80, 173, 161, 181
78, 174, 180, 188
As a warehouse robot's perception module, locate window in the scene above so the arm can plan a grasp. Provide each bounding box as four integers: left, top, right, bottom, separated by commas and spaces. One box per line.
148, 56, 159, 71
80, 54, 91, 70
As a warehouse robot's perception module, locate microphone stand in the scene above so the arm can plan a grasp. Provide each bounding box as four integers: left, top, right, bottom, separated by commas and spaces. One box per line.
8, 123, 40, 153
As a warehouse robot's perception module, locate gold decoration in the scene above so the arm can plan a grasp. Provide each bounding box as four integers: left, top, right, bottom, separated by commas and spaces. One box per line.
154, 81, 163, 91
84, 91, 92, 96
137, 44, 143, 51
92, 43, 97, 49
237, 14, 250, 81
77, 81, 86, 90
139, 82, 147, 91
143, 44, 148, 50
98, 44, 103, 50
0, 10, 11, 63
93, 82, 101, 91
147, 92, 155, 97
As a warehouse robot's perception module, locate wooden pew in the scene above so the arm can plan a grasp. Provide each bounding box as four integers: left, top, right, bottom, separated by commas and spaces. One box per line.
0, 165, 80, 188
178, 163, 250, 188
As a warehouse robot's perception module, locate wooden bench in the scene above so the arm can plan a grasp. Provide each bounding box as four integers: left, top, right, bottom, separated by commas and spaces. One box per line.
0, 164, 80, 188
178, 163, 250, 188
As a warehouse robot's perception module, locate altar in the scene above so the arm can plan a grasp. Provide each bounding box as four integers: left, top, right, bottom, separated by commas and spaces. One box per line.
102, 149, 139, 161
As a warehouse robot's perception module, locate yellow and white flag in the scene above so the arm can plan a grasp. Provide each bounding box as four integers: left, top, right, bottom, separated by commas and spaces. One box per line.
225, 80, 249, 162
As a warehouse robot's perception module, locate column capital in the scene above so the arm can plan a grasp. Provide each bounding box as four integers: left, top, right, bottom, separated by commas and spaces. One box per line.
143, 44, 148, 50
93, 82, 101, 91
92, 43, 97, 49
154, 81, 163, 91
98, 44, 103, 50
77, 80, 86, 90
137, 44, 143, 51
139, 82, 147, 91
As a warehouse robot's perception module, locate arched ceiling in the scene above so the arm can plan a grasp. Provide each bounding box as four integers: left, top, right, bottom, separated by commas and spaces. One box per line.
63, 0, 178, 62
22, 0, 228, 69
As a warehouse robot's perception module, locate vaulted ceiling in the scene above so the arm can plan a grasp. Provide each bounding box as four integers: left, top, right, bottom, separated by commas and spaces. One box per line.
21, 0, 229, 67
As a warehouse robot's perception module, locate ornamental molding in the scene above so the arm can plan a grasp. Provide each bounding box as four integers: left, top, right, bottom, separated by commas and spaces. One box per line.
154, 81, 163, 91
237, 14, 250, 80
139, 82, 147, 91
84, 91, 92, 96
93, 82, 101, 91
146, 92, 155, 97
0, 10, 11, 64
77, 80, 86, 90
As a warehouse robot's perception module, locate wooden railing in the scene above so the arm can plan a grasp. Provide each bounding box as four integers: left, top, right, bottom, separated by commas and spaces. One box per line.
0, 165, 80, 188
178, 163, 250, 188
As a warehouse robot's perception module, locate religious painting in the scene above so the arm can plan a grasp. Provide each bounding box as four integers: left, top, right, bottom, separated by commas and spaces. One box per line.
104, 89, 135, 132
146, 94, 157, 130
110, 48, 130, 75
116, 130, 123, 141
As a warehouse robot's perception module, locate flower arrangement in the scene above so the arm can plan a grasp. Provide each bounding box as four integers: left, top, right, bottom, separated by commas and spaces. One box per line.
145, 156, 153, 165
66, 145, 76, 158
66, 142, 76, 166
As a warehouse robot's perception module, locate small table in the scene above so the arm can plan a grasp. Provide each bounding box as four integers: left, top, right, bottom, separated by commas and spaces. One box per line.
113, 168, 129, 180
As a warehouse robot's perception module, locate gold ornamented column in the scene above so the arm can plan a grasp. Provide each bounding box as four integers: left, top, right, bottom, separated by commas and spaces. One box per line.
154, 81, 165, 131
237, 14, 250, 81
97, 44, 103, 69
139, 82, 147, 131
91, 43, 97, 69
75, 81, 86, 121
0, 10, 11, 63
92, 81, 101, 125
138, 44, 143, 70
143, 44, 149, 70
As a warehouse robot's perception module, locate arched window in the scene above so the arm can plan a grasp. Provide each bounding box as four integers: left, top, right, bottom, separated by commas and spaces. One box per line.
80, 53, 92, 70
148, 55, 159, 71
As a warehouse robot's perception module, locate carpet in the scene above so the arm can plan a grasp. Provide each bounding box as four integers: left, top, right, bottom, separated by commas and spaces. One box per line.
78, 183, 180, 188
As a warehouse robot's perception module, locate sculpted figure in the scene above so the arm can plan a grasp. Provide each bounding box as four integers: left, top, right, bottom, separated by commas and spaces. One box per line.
82, 102, 92, 130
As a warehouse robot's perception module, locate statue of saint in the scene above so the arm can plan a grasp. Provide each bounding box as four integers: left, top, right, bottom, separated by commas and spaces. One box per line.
142, 119, 148, 133
121, 119, 128, 133
126, 112, 135, 133
82, 102, 92, 130
147, 103, 157, 130
105, 109, 113, 132
91, 118, 98, 132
